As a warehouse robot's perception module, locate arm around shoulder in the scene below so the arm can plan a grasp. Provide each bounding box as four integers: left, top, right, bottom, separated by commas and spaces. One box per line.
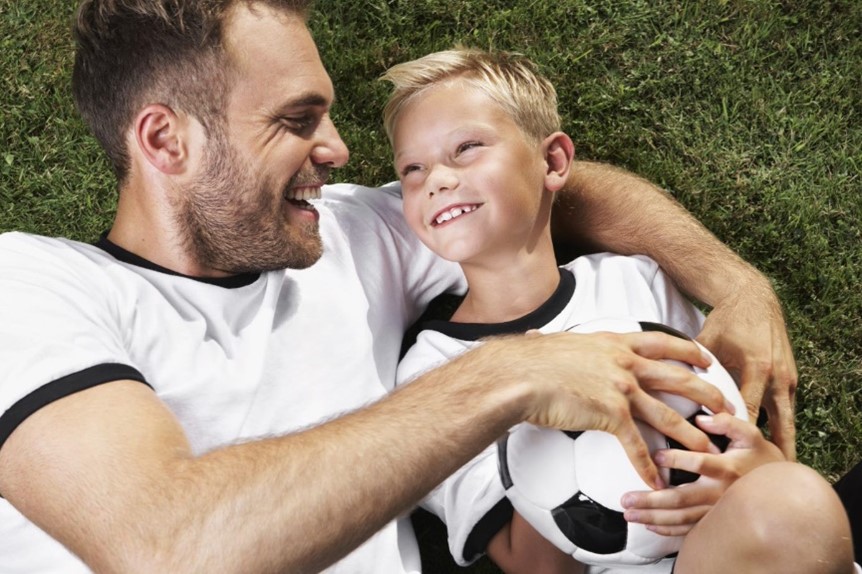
553, 161, 798, 458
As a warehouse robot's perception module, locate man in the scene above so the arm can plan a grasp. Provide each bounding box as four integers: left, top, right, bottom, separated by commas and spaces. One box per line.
0, 1, 801, 573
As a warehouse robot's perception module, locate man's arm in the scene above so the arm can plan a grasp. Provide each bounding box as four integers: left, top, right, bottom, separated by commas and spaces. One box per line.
552, 160, 798, 458
0, 331, 725, 573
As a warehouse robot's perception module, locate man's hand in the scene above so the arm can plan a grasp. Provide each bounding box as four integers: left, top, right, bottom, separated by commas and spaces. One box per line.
696, 276, 798, 459
619, 413, 785, 535
493, 330, 733, 490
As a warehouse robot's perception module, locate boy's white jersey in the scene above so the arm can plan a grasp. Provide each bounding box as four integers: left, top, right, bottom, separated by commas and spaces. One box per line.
397, 253, 704, 572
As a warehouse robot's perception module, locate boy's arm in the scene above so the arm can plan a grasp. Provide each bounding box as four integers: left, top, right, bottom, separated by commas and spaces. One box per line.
552, 160, 797, 458
487, 512, 584, 574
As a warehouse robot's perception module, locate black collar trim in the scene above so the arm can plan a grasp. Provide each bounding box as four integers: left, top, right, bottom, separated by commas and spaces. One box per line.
94, 232, 261, 288
421, 268, 575, 341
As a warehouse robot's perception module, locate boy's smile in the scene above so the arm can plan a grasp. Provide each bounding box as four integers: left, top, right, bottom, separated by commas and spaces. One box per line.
430, 203, 481, 227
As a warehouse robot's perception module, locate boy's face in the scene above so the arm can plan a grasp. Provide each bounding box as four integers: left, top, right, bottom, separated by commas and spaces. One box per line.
393, 81, 550, 265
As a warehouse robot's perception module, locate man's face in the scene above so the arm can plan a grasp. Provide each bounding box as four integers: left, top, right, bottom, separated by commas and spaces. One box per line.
393, 82, 548, 267
176, 4, 348, 275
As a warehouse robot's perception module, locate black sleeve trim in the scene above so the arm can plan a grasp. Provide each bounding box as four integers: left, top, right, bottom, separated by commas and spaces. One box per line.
462, 497, 514, 563
0, 363, 151, 451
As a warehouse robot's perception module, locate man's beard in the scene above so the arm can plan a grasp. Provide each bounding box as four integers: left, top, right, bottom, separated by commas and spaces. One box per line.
175, 130, 325, 275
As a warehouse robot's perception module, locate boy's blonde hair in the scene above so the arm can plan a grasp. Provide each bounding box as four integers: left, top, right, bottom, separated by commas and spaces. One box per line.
381, 47, 560, 144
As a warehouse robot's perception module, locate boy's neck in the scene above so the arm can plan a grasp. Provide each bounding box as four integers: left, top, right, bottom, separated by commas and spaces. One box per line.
452, 242, 561, 324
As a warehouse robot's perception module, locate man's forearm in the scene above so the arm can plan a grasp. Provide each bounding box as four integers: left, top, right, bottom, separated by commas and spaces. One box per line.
553, 160, 769, 307
167, 351, 528, 573
0, 345, 531, 574
0, 330, 728, 573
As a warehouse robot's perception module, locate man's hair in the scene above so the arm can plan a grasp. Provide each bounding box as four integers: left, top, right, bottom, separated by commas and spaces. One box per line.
72, 0, 312, 183
381, 47, 560, 145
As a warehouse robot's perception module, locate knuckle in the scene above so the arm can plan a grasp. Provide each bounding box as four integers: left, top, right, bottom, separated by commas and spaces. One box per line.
658, 407, 682, 429
744, 399, 761, 417
751, 358, 773, 378
610, 400, 633, 422
612, 374, 638, 397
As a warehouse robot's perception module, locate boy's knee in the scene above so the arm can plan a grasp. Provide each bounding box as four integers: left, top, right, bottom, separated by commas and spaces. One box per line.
726, 462, 854, 571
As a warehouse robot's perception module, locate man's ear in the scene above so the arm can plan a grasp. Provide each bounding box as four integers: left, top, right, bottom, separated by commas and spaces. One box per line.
541, 132, 575, 193
133, 104, 193, 175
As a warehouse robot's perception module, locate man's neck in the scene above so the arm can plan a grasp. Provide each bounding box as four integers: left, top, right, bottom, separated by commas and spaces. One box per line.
109, 180, 234, 279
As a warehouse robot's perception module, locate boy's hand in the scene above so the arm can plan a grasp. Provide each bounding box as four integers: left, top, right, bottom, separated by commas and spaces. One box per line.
696, 279, 798, 460
619, 413, 785, 535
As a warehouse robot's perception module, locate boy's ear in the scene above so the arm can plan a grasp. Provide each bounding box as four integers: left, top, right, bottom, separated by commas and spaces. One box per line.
133, 104, 194, 176
541, 132, 575, 193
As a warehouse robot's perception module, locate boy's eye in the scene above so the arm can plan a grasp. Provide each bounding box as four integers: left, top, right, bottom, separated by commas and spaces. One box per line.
456, 141, 482, 154
400, 164, 421, 177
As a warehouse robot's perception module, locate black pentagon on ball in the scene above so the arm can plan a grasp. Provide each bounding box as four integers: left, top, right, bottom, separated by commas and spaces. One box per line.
551, 491, 627, 554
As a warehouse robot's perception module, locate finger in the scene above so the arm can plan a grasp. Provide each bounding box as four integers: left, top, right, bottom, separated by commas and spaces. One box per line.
645, 521, 701, 537
622, 468, 724, 509
625, 331, 712, 369
762, 325, 798, 459
652, 445, 745, 483
632, 358, 732, 417
738, 358, 769, 422
613, 416, 664, 490
622, 493, 711, 531
625, 505, 711, 529
693, 413, 761, 449
765, 391, 797, 460
631, 392, 719, 455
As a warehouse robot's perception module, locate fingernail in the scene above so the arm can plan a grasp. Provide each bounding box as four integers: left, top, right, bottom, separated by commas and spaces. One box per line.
696, 414, 714, 425
654, 475, 666, 490
724, 400, 736, 414
621, 494, 634, 508
653, 450, 667, 465
624, 510, 640, 523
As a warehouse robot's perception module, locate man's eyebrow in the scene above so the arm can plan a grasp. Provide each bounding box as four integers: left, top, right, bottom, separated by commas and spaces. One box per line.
272, 92, 333, 114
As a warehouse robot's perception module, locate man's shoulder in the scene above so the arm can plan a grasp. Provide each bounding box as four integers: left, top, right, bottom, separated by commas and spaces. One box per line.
0, 231, 97, 260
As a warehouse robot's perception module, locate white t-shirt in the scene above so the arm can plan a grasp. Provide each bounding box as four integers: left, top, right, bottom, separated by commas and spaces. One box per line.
0, 182, 464, 574
397, 253, 703, 573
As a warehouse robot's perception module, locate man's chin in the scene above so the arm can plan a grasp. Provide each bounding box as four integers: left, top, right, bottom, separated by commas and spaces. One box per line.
282, 248, 323, 270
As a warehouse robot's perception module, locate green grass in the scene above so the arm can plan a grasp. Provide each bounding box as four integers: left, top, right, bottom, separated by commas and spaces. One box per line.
1, 1, 860, 571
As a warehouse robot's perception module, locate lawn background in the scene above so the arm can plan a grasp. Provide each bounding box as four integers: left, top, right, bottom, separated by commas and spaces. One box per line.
1, 1, 860, 571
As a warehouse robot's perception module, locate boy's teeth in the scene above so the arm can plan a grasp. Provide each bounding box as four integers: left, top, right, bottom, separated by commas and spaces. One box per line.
435, 205, 476, 225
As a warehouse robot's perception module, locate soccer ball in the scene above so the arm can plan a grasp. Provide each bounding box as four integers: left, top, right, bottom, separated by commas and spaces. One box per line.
498, 317, 748, 566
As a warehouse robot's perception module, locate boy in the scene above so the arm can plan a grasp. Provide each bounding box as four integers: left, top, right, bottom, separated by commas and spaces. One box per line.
383, 48, 856, 574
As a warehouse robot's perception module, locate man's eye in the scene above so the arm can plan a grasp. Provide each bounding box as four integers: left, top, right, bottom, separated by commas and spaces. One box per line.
280, 115, 315, 132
